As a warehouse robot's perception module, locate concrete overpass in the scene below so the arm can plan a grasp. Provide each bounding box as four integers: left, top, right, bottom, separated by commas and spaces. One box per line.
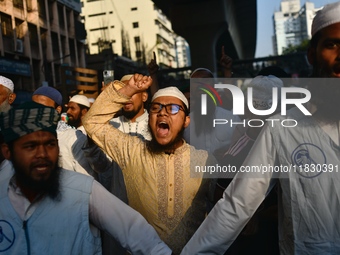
151, 0, 257, 75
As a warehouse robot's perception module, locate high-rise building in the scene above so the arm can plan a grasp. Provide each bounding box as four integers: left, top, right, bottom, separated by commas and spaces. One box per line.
272, 0, 321, 55
81, 0, 188, 68
175, 36, 191, 68
0, 0, 87, 91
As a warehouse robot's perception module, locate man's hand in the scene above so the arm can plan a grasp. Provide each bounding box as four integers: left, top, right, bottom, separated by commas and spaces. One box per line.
148, 51, 159, 75
119, 73, 152, 97
220, 46, 233, 77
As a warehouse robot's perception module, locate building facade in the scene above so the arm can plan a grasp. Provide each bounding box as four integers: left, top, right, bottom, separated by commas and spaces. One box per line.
175, 36, 191, 68
0, 0, 87, 92
81, 0, 185, 69
272, 0, 320, 56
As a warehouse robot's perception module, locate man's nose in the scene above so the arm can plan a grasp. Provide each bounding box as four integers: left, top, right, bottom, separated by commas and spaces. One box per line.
36, 145, 48, 158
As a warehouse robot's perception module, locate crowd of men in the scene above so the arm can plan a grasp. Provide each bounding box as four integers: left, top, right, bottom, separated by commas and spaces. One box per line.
0, 2, 340, 254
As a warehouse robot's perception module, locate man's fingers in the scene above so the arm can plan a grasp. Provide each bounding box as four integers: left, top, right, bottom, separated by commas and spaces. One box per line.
131, 74, 152, 89
221, 45, 225, 57
133, 73, 143, 82
153, 51, 157, 62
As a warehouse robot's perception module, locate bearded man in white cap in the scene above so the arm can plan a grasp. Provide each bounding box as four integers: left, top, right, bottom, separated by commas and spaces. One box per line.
180, 2, 340, 255
0, 75, 16, 169
0, 75, 16, 113
66, 94, 90, 134
83, 74, 216, 255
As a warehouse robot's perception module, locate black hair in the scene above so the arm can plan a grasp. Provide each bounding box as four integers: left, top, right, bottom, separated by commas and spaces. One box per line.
258, 66, 289, 78
78, 104, 90, 112
310, 30, 321, 49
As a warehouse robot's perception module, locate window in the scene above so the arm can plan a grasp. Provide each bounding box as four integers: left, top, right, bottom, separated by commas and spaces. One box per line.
38, 0, 47, 18
0, 14, 13, 37
13, 0, 24, 9
28, 23, 38, 44
134, 36, 140, 43
58, 4, 65, 29
40, 29, 48, 49
26, 0, 34, 12
136, 50, 142, 58
15, 19, 25, 39
132, 22, 139, 28
131, 7, 137, 11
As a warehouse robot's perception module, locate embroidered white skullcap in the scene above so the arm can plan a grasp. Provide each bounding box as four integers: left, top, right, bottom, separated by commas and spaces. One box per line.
120, 74, 133, 82
152, 86, 189, 109
311, 1, 340, 36
246, 75, 283, 110
69, 94, 90, 108
0, 75, 14, 92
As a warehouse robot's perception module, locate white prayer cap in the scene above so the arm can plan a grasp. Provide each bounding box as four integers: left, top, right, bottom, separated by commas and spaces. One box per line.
311, 1, 340, 36
0, 75, 14, 92
191, 68, 214, 78
69, 95, 90, 108
120, 74, 133, 82
246, 75, 283, 110
152, 86, 189, 109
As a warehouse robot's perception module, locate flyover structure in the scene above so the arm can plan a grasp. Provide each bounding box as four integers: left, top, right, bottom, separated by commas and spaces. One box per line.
151, 0, 257, 74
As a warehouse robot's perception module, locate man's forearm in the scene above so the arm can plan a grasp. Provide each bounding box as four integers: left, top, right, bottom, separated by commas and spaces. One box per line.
83, 81, 129, 140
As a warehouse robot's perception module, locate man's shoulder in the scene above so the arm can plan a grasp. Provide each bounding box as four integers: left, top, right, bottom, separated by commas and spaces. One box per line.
187, 143, 217, 163
0, 161, 14, 184
267, 106, 314, 133
215, 106, 240, 120
59, 169, 94, 193
58, 128, 87, 145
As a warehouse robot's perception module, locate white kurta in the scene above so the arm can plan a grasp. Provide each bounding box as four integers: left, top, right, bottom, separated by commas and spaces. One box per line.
182, 106, 340, 255
57, 128, 93, 176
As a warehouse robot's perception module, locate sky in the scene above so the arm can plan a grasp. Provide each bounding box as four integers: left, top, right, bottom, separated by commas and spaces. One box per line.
255, 0, 339, 58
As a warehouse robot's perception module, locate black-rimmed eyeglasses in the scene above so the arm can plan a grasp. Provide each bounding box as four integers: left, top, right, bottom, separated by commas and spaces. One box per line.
149, 103, 185, 115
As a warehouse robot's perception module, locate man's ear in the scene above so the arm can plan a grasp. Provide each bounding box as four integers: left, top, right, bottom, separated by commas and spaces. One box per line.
1, 143, 11, 160
184, 115, 190, 128
307, 46, 315, 65
81, 108, 88, 117
8, 93, 16, 105
142, 92, 148, 103
56, 105, 62, 114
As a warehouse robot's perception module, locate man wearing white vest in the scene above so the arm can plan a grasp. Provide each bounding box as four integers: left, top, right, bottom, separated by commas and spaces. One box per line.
0, 101, 172, 255
181, 2, 340, 255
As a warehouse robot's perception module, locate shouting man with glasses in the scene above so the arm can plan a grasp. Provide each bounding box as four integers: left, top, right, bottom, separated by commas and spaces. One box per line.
83, 74, 216, 255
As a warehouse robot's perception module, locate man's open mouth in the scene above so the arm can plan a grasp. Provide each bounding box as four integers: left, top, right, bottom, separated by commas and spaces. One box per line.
157, 121, 169, 136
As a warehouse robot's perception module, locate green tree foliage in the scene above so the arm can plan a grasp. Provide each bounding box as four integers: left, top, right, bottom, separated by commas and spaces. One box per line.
282, 39, 309, 55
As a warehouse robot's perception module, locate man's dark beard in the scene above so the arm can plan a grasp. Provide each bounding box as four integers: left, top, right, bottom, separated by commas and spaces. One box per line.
12, 158, 62, 201
122, 107, 140, 120
147, 127, 185, 154
308, 80, 340, 123
68, 117, 81, 129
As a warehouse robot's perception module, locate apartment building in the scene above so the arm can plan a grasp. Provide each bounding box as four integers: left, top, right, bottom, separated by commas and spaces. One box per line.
81, 0, 180, 69
0, 0, 86, 91
272, 0, 321, 56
